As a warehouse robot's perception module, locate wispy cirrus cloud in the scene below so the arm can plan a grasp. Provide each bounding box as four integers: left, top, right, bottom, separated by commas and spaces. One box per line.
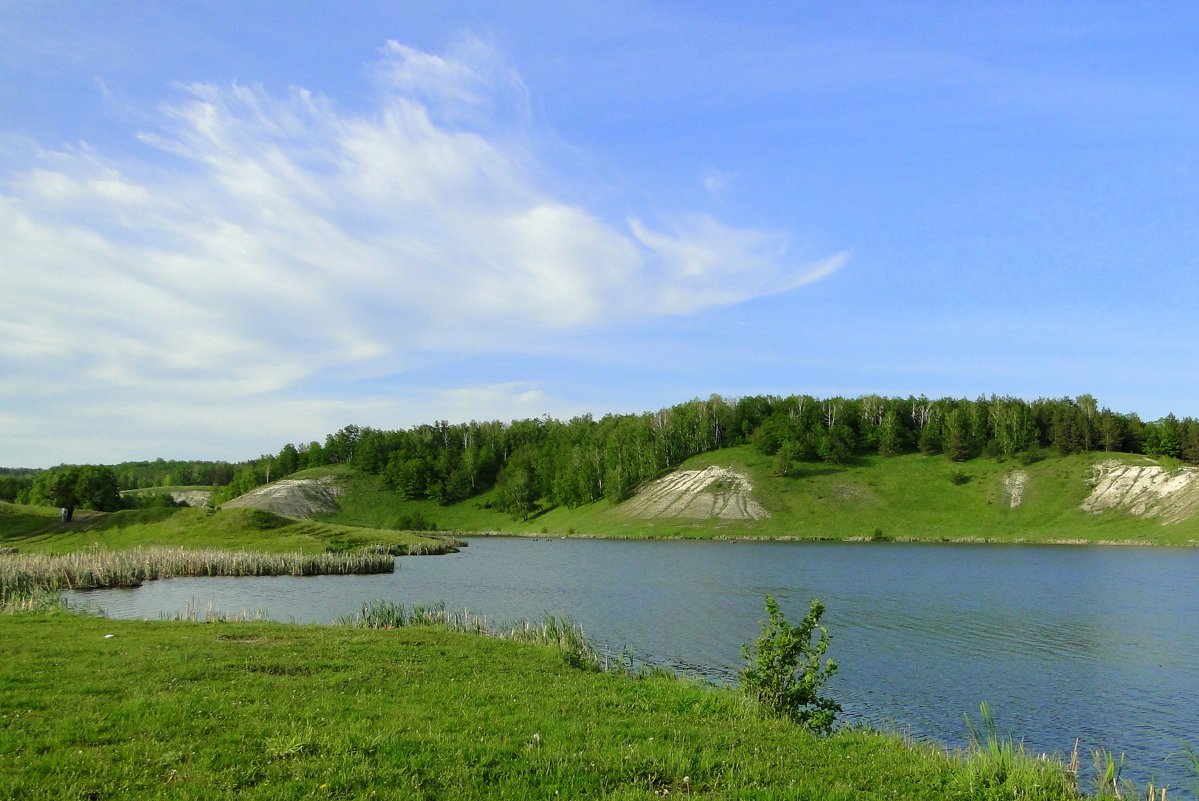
0, 37, 846, 465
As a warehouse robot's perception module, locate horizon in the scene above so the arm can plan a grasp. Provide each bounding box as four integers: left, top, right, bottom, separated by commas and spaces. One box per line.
3, 3, 1197, 468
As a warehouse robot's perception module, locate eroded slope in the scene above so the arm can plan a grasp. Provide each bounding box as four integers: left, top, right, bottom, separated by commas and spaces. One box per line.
222, 476, 342, 519
1081, 460, 1199, 525
619, 465, 769, 521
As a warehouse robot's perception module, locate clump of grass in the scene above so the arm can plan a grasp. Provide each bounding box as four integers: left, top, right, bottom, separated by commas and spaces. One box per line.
168, 600, 268, 623
366, 537, 466, 556
1092, 747, 1126, 797
1, 584, 65, 613
499, 615, 601, 671
956, 702, 1080, 799
0, 545, 395, 598
339, 599, 602, 671
1181, 744, 1199, 798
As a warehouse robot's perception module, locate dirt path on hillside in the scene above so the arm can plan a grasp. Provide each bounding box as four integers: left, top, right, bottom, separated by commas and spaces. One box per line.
620, 466, 769, 521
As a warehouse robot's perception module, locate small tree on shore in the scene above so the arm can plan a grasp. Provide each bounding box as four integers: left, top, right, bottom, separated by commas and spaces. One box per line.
739, 595, 840, 734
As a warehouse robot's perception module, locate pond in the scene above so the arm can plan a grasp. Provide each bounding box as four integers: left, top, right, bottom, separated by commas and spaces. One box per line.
69, 538, 1199, 795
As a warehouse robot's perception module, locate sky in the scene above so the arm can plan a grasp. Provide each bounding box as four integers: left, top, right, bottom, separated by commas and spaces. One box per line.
2, 2, 1197, 468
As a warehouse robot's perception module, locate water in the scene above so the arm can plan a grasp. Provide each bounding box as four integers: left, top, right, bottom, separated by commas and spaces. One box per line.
69, 538, 1199, 794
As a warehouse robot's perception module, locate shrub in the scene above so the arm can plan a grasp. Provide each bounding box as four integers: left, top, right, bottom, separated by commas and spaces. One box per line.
390, 511, 438, 531
739, 595, 840, 733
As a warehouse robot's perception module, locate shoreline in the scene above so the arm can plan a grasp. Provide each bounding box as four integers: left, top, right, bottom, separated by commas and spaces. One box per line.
449, 529, 1198, 547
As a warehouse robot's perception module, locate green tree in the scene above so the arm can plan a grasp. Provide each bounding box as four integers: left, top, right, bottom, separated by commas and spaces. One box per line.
494, 447, 538, 521
28, 465, 123, 512
74, 465, 123, 511
772, 439, 799, 477
876, 410, 903, 457
942, 408, 970, 462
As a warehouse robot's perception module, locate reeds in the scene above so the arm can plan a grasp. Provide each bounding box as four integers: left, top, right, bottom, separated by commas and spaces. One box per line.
956, 702, 1081, 799
360, 537, 467, 557
167, 600, 267, 623
956, 704, 1180, 800
0, 545, 395, 601
338, 599, 601, 671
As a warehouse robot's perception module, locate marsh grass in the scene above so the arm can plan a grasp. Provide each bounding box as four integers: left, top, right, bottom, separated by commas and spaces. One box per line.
0, 584, 64, 613
167, 600, 268, 623
339, 599, 602, 670
1181, 745, 1199, 798
0, 545, 395, 601
957, 702, 1083, 800
363, 537, 467, 556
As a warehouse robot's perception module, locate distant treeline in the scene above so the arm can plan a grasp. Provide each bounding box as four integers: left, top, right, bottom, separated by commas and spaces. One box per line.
1, 460, 234, 509
212, 394, 1199, 520
8, 394, 1197, 519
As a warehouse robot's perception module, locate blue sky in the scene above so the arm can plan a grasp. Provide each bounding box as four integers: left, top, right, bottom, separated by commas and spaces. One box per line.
2, 2, 1197, 467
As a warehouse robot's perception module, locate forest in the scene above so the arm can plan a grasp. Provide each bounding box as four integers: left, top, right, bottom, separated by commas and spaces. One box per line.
8, 394, 1199, 519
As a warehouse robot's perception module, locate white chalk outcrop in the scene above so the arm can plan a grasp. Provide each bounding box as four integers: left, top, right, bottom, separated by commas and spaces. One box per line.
1003, 470, 1028, 508
222, 476, 342, 519
1081, 460, 1199, 525
620, 466, 769, 521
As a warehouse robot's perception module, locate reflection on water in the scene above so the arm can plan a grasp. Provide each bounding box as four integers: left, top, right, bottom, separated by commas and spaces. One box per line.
69, 538, 1199, 795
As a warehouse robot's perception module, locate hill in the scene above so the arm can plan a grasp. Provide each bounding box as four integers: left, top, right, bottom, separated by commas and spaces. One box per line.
0, 502, 456, 555
297, 446, 1199, 545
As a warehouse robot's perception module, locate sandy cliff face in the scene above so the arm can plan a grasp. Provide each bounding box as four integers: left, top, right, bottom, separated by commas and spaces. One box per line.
1081, 460, 1199, 525
222, 476, 342, 519
619, 465, 769, 521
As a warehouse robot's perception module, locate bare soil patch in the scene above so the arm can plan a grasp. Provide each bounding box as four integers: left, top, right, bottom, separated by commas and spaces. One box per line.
222, 477, 342, 519
619, 466, 769, 521
1003, 470, 1028, 508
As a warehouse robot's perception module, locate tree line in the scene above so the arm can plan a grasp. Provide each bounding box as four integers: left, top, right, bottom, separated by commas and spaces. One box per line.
211, 393, 1199, 520
8, 393, 1198, 519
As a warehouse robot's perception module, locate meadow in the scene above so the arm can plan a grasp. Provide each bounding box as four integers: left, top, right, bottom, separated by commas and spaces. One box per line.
0, 502, 459, 555
1, 605, 1162, 801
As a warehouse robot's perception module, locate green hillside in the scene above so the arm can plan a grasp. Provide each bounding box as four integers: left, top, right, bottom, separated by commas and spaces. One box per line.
313, 447, 1199, 545
0, 502, 451, 555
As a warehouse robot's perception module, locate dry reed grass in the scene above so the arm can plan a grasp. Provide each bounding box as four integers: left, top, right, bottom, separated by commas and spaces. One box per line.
0, 545, 395, 603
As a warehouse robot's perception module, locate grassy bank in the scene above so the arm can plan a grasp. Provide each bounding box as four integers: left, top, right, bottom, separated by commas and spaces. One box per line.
0, 502, 459, 555
0, 608, 1123, 801
314, 448, 1199, 545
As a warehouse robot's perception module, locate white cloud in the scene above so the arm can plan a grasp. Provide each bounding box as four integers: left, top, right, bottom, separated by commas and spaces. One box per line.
629, 216, 848, 313
0, 38, 845, 466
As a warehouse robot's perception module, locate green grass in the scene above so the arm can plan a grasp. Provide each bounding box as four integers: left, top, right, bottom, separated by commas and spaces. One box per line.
0, 609, 1101, 801
0, 502, 455, 555
314, 448, 1199, 545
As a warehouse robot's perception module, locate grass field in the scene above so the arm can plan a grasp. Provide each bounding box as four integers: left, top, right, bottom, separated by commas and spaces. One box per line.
0, 608, 1112, 801
314, 447, 1199, 545
0, 503, 453, 555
